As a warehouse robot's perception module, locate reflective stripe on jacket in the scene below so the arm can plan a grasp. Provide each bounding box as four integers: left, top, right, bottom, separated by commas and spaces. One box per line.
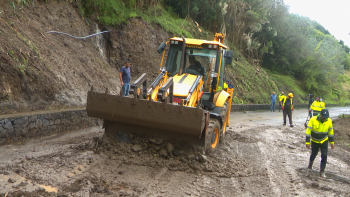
310, 101, 325, 112
282, 97, 292, 109
306, 116, 334, 145
279, 94, 286, 102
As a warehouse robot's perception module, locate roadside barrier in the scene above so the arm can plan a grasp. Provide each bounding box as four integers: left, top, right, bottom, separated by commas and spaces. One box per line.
0, 109, 101, 145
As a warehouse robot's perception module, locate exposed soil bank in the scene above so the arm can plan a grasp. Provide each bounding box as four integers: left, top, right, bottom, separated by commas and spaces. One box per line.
0, 0, 169, 114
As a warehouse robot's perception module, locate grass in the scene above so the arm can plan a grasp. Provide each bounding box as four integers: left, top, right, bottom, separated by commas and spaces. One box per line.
337, 70, 350, 105
225, 58, 281, 104
140, 5, 194, 38
96, 1, 133, 25
8, 49, 29, 73
267, 71, 349, 105
267, 71, 307, 104
17, 32, 42, 61
18, 63, 26, 73
1, 11, 42, 62
80, 1, 202, 38
339, 114, 350, 118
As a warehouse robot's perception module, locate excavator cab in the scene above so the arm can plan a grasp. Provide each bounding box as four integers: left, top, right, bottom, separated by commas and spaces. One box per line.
87, 34, 234, 154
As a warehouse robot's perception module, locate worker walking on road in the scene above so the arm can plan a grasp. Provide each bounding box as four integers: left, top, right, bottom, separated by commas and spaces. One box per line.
119, 59, 131, 96
278, 92, 286, 112
306, 109, 334, 178
308, 94, 314, 118
310, 96, 325, 117
270, 92, 277, 112
282, 93, 294, 127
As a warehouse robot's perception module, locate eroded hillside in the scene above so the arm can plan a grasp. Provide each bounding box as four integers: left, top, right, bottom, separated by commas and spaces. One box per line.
0, 0, 169, 114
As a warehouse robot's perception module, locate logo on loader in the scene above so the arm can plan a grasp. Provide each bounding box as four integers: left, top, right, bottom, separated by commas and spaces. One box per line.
173, 97, 182, 103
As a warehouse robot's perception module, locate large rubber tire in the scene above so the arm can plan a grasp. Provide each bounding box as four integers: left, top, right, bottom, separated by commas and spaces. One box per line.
205, 119, 221, 155
219, 101, 228, 143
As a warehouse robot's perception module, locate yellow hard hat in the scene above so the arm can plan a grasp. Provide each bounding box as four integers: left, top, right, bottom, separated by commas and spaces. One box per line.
288, 93, 293, 97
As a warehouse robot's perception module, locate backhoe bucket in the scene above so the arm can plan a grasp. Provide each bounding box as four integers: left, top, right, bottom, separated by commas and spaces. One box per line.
87, 91, 207, 146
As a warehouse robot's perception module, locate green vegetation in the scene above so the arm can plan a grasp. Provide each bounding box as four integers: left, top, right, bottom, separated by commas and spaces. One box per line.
18, 63, 26, 73
226, 59, 278, 104
267, 71, 306, 103
7, 49, 28, 73
80, 0, 201, 38
141, 5, 193, 38
79, 0, 350, 104
339, 114, 350, 118
81, 0, 133, 25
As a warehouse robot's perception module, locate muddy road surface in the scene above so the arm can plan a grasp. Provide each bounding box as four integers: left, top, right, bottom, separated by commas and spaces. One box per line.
1, 107, 350, 196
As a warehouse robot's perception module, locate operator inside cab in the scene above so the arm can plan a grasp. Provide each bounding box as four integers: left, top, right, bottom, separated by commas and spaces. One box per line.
186, 55, 205, 76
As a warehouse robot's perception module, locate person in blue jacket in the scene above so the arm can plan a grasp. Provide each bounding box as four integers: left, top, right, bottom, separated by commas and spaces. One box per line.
119, 59, 131, 96
270, 92, 277, 112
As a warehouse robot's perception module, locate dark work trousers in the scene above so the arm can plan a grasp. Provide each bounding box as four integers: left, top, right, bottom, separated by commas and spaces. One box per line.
283, 110, 292, 125
279, 102, 282, 112
308, 104, 312, 118
310, 141, 328, 170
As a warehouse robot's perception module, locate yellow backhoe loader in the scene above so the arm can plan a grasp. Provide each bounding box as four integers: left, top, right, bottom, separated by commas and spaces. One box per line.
86, 33, 234, 154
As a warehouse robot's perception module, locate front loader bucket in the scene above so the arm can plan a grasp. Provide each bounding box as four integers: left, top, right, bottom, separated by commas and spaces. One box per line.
87, 91, 207, 146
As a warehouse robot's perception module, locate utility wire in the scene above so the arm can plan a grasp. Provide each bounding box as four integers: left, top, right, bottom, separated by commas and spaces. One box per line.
46, 30, 111, 39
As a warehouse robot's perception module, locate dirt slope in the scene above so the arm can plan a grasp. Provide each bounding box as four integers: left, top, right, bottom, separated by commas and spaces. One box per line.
0, 0, 169, 114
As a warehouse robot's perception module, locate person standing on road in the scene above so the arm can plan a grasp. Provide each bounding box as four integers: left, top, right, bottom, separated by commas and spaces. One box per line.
278, 92, 286, 112
308, 94, 314, 118
306, 109, 334, 178
228, 80, 234, 89
224, 80, 229, 91
119, 59, 131, 96
270, 92, 277, 112
310, 96, 325, 117
282, 93, 294, 127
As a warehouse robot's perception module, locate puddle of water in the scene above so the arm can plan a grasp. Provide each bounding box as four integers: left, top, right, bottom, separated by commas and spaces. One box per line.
39, 184, 58, 193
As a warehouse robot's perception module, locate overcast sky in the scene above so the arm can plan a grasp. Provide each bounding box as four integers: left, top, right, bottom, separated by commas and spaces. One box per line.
283, 0, 350, 47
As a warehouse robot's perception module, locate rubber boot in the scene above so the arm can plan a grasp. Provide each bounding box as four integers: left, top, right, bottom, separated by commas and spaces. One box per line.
320, 163, 326, 178
308, 160, 314, 170
320, 170, 326, 178
307, 160, 313, 173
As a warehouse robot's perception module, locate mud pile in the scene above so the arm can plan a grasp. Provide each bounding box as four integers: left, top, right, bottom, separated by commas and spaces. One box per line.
96, 129, 253, 178
332, 116, 350, 151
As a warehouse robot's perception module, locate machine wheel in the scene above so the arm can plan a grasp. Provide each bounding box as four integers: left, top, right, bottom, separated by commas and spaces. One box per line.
205, 119, 221, 155
219, 101, 228, 143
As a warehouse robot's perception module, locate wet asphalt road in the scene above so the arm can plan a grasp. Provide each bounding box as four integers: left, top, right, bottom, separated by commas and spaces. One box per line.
229, 107, 350, 127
